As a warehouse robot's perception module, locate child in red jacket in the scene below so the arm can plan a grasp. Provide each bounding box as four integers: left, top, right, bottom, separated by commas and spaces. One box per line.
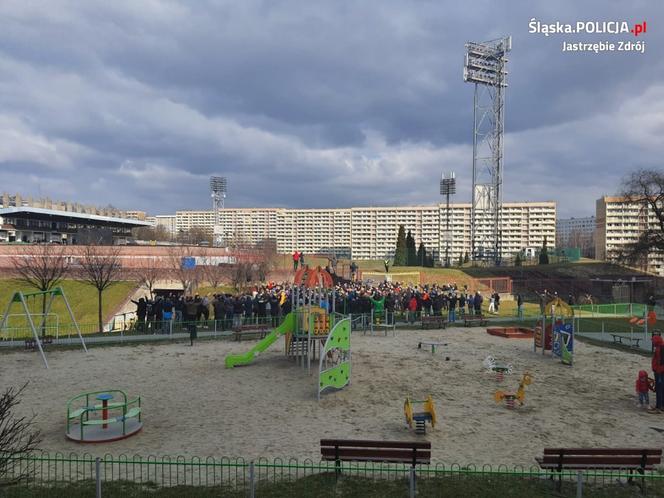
636, 370, 654, 409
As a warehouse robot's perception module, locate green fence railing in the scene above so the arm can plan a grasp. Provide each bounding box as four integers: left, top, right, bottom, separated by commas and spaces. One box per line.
3, 452, 664, 497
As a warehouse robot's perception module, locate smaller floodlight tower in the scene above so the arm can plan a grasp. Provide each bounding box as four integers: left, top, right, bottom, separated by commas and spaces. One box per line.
210, 176, 227, 247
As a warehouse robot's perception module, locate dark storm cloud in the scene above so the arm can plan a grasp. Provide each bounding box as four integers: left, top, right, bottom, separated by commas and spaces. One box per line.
0, 0, 662, 217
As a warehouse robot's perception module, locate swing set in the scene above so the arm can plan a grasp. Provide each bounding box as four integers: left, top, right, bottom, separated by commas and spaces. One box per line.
0, 287, 87, 369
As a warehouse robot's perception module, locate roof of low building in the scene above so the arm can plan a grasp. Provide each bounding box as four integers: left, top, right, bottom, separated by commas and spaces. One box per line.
0, 207, 151, 227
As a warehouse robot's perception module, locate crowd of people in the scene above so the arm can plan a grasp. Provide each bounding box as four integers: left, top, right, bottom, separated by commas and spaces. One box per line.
130, 278, 507, 333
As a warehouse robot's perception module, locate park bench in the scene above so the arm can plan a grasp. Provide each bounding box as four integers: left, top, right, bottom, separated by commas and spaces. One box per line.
536, 448, 662, 488
421, 315, 447, 330
462, 313, 487, 327
321, 439, 431, 473
610, 334, 643, 349
24, 335, 54, 350
233, 323, 268, 341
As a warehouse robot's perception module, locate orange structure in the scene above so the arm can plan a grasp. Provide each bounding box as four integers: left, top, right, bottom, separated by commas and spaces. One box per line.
293, 266, 334, 289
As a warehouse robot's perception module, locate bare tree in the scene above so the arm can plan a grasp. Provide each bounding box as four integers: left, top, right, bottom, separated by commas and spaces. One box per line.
256, 238, 277, 282
10, 245, 70, 337
231, 262, 253, 292
618, 169, 664, 266
133, 256, 162, 300
176, 226, 212, 245
132, 225, 172, 242
0, 384, 41, 486
201, 263, 231, 290
167, 245, 200, 295
77, 244, 122, 333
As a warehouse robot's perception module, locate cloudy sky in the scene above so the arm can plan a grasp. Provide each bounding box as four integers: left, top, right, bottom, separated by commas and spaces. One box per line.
0, 1, 661, 217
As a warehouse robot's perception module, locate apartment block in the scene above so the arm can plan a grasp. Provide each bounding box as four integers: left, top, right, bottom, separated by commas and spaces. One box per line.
175, 210, 216, 235
124, 210, 148, 221
557, 216, 595, 245
173, 201, 556, 262
596, 196, 664, 276
154, 215, 177, 236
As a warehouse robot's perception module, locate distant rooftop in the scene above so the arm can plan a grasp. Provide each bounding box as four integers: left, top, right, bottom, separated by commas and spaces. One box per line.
0, 207, 151, 227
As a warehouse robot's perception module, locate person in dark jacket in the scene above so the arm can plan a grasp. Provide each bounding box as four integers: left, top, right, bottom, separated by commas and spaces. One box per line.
212, 295, 224, 325
153, 296, 163, 333
243, 295, 253, 320
516, 293, 524, 320
474, 291, 483, 315
185, 297, 198, 345
131, 297, 147, 332
146, 298, 156, 333
448, 293, 458, 323
233, 296, 244, 327
270, 295, 280, 327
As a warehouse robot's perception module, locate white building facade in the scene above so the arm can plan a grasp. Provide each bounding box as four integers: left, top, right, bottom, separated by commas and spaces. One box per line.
596, 196, 664, 276
171, 201, 556, 262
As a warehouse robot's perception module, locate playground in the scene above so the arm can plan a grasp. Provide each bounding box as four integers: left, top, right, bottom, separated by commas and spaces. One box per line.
2, 320, 659, 466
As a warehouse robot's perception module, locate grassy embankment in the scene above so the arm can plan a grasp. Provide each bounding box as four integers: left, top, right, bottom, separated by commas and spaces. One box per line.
0, 279, 137, 332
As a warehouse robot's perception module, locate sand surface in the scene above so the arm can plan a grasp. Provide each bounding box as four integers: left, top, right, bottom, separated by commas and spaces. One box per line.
2, 327, 660, 466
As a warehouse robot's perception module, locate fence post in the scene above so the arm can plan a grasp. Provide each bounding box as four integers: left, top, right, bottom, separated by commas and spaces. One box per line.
95, 457, 102, 498
576, 470, 583, 498
249, 460, 255, 498
409, 467, 416, 498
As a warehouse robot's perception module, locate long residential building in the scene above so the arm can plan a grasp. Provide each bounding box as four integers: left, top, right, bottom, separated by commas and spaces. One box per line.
596, 196, 664, 276
170, 202, 556, 262
556, 215, 596, 257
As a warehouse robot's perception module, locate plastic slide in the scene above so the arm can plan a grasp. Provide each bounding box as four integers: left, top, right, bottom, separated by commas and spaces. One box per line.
224, 313, 296, 368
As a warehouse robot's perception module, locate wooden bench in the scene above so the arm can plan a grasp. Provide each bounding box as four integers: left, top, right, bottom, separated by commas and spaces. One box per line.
462, 314, 487, 327
232, 324, 268, 341
610, 334, 642, 349
421, 315, 447, 330
321, 439, 431, 473
24, 335, 54, 350
536, 448, 662, 487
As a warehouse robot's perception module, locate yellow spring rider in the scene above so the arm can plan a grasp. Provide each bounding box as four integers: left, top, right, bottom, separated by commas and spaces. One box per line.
404, 395, 437, 434
495, 372, 533, 409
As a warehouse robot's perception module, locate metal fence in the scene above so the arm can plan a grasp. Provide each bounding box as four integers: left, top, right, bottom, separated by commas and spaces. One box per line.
4, 452, 664, 497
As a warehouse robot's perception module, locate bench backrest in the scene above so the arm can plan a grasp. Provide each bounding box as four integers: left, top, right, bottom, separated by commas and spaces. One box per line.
541, 448, 662, 469
321, 439, 431, 466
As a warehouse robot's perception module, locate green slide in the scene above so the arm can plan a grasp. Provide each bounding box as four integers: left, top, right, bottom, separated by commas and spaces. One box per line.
224, 313, 296, 368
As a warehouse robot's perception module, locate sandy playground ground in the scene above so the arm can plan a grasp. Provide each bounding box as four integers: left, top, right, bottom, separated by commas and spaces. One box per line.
2, 326, 662, 466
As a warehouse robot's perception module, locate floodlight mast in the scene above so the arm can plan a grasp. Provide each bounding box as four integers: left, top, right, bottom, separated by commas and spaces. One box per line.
464, 36, 510, 265
440, 172, 457, 268
210, 176, 227, 247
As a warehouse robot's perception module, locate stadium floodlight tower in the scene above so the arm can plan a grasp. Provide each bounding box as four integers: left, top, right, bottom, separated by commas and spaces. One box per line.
464, 36, 511, 266
440, 172, 457, 268
210, 176, 227, 247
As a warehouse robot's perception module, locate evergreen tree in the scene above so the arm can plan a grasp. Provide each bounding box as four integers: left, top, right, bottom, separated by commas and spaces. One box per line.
406, 230, 417, 266
514, 252, 522, 267
393, 225, 407, 266
458, 253, 464, 267
539, 236, 550, 265
463, 252, 469, 264
417, 242, 427, 267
